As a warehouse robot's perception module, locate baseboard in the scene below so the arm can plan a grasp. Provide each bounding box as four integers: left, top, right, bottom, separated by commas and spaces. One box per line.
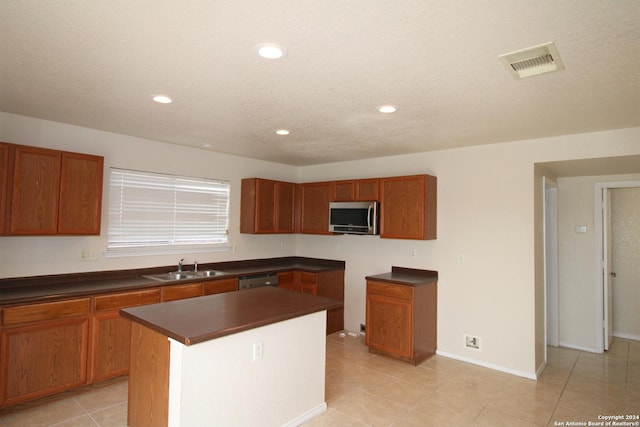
535, 359, 547, 379
283, 402, 327, 427
435, 350, 537, 380
558, 341, 600, 353
613, 332, 640, 341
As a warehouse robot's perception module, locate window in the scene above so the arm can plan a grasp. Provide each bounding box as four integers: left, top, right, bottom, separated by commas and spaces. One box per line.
107, 168, 230, 255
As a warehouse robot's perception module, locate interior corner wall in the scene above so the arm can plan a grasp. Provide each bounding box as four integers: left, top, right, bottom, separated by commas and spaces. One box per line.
557, 173, 640, 351
297, 127, 640, 378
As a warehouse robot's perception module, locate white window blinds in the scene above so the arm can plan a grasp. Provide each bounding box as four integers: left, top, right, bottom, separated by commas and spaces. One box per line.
108, 168, 230, 253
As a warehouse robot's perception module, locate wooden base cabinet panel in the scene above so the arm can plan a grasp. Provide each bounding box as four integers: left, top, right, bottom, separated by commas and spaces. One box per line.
128, 322, 170, 427
366, 280, 436, 365
91, 312, 132, 382
0, 317, 89, 405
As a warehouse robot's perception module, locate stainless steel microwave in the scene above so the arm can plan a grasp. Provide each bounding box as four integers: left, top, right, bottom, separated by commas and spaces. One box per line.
328, 201, 379, 235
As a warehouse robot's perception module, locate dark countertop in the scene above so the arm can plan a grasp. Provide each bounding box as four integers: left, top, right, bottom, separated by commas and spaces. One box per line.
0, 257, 345, 305
121, 286, 343, 346
365, 266, 438, 286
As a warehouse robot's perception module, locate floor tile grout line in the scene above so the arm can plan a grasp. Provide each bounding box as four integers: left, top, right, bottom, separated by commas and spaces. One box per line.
547, 348, 582, 425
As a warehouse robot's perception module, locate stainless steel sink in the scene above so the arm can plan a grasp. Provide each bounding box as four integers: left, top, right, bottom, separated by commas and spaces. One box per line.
192, 270, 225, 278
143, 270, 225, 282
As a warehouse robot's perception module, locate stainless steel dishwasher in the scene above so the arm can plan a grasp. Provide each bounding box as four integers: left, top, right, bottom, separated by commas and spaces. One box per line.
237, 273, 279, 290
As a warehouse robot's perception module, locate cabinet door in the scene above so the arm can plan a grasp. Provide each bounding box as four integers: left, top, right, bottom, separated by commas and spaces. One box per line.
1, 317, 89, 406
91, 289, 161, 382
203, 278, 238, 295
0, 143, 9, 233
58, 152, 103, 235
9, 145, 61, 235
162, 283, 203, 301
277, 271, 295, 291
300, 182, 332, 234
355, 178, 379, 201
256, 179, 277, 232
380, 174, 436, 240
275, 181, 295, 232
299, 271, 317, 295
366, 281, 413, 358
333, 181, 355, 201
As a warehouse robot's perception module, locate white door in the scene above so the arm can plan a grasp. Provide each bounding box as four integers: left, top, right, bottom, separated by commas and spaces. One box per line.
603, 188, 614, 351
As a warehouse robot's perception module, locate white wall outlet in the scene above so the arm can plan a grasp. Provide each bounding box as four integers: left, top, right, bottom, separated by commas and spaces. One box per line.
411, 249, 417, 258
280, 241, 287, 250
457, 254, 465, 263
575, 225, 588, 233
80, 249, 98, 261
252, 341, 263, 361
233, 244, 239, 252
465, 335, 481, 350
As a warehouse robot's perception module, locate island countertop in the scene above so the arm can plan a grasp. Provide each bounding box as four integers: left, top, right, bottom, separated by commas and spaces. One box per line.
120, 286, 343, 346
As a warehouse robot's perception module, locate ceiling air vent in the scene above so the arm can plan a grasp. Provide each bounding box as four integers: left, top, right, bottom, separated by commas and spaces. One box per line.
498, 42, 564, 79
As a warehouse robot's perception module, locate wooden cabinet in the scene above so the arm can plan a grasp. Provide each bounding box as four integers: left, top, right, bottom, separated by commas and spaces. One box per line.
162, 283, 203, 302
241, 178, 295, 234
90, 289, 161, 382
333, 179, 379, 201
58, 151, 104, 235
299, 182, 333, 234
8, 145, 61, 235
0, 298, 91, 406
380, 174, 437, 240
2, 144, 103, 236
277, 269, 344, 334
0, 143, 10, 229
203, 278, 238, 295
365, 278, 437, 365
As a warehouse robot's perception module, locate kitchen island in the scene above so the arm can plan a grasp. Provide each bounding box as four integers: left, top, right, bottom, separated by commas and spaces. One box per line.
120, 286, 342, 427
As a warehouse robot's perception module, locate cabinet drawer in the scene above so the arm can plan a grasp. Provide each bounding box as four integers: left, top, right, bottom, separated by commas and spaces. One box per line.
162, 283, 203, 302
94, 289, 161, 312
203, 278, 238, 295
366, 281, 412, 301
2, 298, 90, 326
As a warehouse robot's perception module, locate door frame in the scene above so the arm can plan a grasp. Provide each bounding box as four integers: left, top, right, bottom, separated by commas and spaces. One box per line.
543, 177, 559, 351
594, 180, 640, 352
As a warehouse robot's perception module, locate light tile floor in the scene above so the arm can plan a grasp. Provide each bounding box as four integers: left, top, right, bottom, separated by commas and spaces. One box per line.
1, 334, 638, 426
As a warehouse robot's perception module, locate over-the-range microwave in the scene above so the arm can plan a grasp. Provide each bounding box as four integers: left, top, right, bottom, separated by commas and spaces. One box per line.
328, 201, 379, 235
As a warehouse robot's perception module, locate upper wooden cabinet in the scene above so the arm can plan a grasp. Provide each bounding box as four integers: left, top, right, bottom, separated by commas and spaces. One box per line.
299, 181, 333, 234
241, 178, 295, 234
2, 143, 103, 236
0, 143, 11, 230
332, 178, 379, 202
58, 152, 104, 235
380, 174, 437, 240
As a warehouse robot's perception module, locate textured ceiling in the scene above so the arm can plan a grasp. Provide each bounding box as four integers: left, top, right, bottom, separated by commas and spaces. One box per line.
1, 1, 639, 166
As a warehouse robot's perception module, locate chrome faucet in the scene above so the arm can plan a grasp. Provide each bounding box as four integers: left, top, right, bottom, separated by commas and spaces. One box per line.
177, 258, 184, 273
193, 261, 198, 272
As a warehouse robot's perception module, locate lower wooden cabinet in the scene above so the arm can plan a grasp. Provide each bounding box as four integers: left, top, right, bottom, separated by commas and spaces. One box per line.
0, 298, 91, 406
366, 279, 437, 365
277, 270, 344, 334
162, 283, 203, 302
91, 289, 161, 382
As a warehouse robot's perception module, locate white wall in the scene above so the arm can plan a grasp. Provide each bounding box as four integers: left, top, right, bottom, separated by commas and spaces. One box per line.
2, 111, 640, 378
0, 111, 299, 277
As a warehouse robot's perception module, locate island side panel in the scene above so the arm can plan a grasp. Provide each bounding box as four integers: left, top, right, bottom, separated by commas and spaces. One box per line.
128, 322, 170, 427
168, 311, 327, 427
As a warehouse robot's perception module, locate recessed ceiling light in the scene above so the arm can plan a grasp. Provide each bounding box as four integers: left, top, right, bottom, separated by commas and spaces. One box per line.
275, 129, 290, 135
378, 105, 397, 113
152, 95, 172, 104
202, 144, 212, 148
257, 44, 285, 59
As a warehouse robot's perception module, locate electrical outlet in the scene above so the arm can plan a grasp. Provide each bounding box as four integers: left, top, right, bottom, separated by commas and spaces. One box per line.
80, 249, 98, 261
465, 335, 480, 350
252, 342, 263, 361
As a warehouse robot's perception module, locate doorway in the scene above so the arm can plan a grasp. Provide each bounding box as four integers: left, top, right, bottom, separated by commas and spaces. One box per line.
594, 181, 640, 352
544, 177, 559, 351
